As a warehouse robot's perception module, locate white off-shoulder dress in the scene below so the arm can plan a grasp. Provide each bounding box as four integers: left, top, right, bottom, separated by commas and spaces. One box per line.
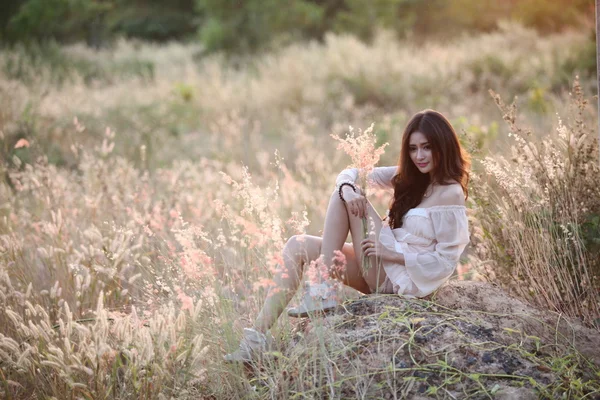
337, 166, 470, 298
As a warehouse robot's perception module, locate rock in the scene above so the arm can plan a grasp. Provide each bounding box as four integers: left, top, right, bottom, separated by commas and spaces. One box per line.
282, 280, 600, 399
435, 281, 600, 367
494, 385, 538, 400
482, 352, 494, 364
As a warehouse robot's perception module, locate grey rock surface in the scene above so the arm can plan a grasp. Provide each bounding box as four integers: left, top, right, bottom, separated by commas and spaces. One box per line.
280, 281, 600, 399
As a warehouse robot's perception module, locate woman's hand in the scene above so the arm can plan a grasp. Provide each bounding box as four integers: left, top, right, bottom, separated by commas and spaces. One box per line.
342, 188, 368, 219
361, 238, 404, 264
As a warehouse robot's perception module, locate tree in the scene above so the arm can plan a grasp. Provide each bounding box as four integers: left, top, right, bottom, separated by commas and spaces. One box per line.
6, 0, 112, 46
195, 0, 324, 54
0, 0, 27, 41
108, 0, 198, 42
5, 0, 199, 45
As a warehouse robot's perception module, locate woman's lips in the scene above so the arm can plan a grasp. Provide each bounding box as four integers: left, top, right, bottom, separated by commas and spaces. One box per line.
417, 162, 429, 167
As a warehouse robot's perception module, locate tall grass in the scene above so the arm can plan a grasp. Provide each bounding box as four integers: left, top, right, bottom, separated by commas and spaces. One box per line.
0, 25, 598, 398
470, 78, 600, 325
0, 119, 339, 397
0, 24, 595, 169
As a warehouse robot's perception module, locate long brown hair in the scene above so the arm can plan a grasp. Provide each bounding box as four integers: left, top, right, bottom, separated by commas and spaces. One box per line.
387, 109, 470, 229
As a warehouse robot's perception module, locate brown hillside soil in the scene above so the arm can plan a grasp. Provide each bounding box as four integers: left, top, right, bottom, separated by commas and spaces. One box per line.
273, 281, 600, 399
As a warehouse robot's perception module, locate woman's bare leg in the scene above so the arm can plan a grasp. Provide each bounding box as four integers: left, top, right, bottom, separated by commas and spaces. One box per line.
320, 191, 371, 293
347, 201, 386, 292
253, 235, 367, 333
252, 191, 378, 333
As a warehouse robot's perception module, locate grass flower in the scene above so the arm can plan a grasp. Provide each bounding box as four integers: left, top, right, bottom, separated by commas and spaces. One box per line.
331, 123, 388, 273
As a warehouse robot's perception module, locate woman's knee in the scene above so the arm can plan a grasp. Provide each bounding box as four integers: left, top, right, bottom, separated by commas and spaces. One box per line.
330, 190, 347, 208
284, 234, 320, 262
284, 234, 304, 252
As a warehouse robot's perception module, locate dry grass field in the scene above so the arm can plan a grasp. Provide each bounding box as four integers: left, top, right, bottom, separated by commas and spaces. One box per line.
0, 23, 598, 398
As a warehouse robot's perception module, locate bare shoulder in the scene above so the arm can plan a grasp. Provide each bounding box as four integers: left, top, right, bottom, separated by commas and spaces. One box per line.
436, 183, 465, 206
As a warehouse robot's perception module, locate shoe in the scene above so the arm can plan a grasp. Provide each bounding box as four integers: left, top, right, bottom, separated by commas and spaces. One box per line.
223, 328, 272, 363
287, 281, 339, 318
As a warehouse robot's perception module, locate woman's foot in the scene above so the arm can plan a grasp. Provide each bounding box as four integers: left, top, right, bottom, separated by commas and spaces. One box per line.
223, 328, 273, 363
287, 281, 339, 318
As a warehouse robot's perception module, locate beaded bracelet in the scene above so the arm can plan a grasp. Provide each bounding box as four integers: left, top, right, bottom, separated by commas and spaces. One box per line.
336, 180, 357, 202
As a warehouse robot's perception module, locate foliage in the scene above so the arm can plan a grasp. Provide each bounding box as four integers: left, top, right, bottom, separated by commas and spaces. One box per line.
1, 41, 155, 87
553, 30, 598, 91
511, 0, 593, 34
329, 0, 419, 41
6, 0, 112, 45
192, 0, 594, 54
3, 0, 198, 45
0, 0, 27, 41
108, 0, 198, 41
194, 0, 324, 54
2, 0, 594, 52
470, 78, 600, 326
0, 26, 595, 171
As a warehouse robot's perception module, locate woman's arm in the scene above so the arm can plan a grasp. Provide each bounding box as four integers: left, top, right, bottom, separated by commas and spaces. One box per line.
336, 166, 397, 190
361, 237, 405, 264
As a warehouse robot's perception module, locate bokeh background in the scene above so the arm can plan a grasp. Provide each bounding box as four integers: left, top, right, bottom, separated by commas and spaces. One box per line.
1, 0, 599, 398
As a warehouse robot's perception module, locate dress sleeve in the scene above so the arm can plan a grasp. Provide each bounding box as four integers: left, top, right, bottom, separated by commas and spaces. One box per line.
403, 207, 470, 295
336, 166, 397, 191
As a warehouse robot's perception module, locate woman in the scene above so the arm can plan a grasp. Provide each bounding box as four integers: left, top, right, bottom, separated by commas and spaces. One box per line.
225, 109, 470, 362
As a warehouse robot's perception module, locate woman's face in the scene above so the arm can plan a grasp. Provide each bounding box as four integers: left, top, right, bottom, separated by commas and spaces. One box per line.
408, 131, 434, 175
